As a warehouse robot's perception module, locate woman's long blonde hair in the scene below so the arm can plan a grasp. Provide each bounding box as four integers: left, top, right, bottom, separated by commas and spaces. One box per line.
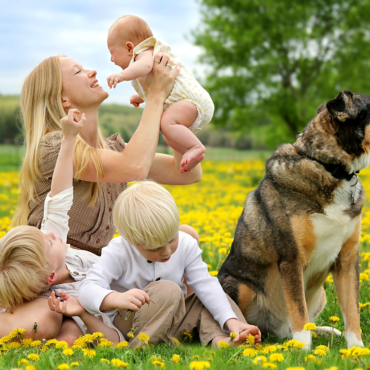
12, 56, 104, 226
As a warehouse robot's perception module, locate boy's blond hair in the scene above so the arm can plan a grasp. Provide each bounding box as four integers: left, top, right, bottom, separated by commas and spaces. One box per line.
0, 226, 51, 309
113, 181, 180, 249
109, 15, 153, 45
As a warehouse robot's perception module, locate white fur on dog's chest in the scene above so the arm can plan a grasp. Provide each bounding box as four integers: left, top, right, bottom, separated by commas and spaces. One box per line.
304, 180, 360, 284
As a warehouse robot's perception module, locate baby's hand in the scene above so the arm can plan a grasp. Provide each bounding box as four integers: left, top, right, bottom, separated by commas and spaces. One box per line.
130, 94, 144, 108
115, 289, 150, 311
48, 291, 86, 317
107, 72, 125, 89
60, 109, 85, 138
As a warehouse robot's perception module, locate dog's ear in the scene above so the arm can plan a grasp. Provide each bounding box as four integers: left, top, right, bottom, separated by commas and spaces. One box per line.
316, 103, 326, 115
326, 91, 359, 122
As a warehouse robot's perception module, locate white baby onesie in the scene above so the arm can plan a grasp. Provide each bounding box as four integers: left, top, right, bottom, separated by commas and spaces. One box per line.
130, 37, 214, 133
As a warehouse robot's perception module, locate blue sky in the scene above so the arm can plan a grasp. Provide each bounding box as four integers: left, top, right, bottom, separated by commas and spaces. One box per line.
0, 0, 205, 104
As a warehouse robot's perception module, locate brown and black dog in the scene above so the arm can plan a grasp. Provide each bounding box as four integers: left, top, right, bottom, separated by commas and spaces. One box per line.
219, 91, 370, 349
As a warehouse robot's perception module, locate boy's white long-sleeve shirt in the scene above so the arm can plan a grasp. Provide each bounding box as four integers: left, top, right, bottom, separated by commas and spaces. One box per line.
79, 232, 238, 330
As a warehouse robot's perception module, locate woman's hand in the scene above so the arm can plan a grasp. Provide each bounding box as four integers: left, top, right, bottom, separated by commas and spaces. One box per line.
139, 52, 180, 102
60, 109, 85, 138
48, 291, 86, 317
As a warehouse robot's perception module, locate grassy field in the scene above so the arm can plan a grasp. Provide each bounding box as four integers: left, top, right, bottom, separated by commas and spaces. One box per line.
0, 152, 370, 370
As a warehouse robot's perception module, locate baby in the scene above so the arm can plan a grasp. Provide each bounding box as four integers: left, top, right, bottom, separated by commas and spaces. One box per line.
106, 15, 214, 173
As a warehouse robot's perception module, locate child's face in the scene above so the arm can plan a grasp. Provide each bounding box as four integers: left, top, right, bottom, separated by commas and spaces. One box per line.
107, 34, 133, 70
134, 232, 179, 263
43, 231, 67, 273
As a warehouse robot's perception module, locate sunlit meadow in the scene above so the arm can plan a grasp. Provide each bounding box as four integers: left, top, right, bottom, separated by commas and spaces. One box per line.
1, 159, 370, 370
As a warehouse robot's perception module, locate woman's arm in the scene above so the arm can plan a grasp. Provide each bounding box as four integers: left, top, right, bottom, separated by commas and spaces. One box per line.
78, 53, 180, 183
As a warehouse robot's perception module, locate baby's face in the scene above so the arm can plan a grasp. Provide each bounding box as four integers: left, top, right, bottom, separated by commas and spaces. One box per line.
43, 231, 68, 273
107, 34, 132, 69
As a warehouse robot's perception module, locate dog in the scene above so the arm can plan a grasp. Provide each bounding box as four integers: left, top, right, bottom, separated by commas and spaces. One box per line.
218, 91, 370, 349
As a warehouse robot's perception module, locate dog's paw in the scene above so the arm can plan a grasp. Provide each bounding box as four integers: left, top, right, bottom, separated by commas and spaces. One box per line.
293, 330, 312, 351
344, 331, 364, 348
316, 326, 342, 337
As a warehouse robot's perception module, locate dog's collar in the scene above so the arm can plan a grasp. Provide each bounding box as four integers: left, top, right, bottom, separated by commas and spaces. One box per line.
296, 149, 360, 181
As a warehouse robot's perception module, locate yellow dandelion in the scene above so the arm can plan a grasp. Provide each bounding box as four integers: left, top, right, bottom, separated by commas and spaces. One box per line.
303, 323, 316, 331
262, 363, 277, 368
27, 354, 40, 361
286, 368, 305, 370
305, 355, 317, 362
100, 358, 111, 364
98, 340, 113, 348
81, 334, 94, 343
192, 355, 200, 360
63, 348, 74, 356
45, 338, 58, 346
111, 358, 129, 368
57, 364, 70, 370
285, 339, 305, 348
30, 340, 42, 347
253, 356, 267, 365
151, 355, 162, 363
324, 367, 338, 370
243, 348, 258, 357
152, 361, 166, 367
209, 271, 218, 277
360, 273, 369, 282
56, 341, 69, 349
21, 338, 33, 347
316, 345, 329, 353
218, 248, 228, 254
73, 338, 86, 348
137, 332, 150, 344
82, 348, 96, 358
26, 366, 36, 370
116, 341, 129, 348
182, 331, 193, 341
18, 359, 30, 366
9, 342, 21, 348
127, 332, 135, 339
172, 354, 181, 363
189, 361, 211, 370
269, 353, 284, 362
247, 333, 255, 345
230, 332, 237, 340
314, 349, 327, 357
262, 345, 277, 354
92, 332, 104, 339
329, 316, 340, 322
217, 340, 230, 349
171, 337, 180, 345
70, 363, 79, 367
9, 328, 26, 338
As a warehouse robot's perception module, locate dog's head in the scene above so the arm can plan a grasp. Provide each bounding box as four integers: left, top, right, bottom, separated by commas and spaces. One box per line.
298, 91, 370, 174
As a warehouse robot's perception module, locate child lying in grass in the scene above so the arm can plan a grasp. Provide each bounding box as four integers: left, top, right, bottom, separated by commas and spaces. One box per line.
78, 181, 262, 348
0, 109, 123, 344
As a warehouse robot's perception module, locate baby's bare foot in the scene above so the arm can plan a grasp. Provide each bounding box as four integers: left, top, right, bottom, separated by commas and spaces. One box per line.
180, 145, 205, 173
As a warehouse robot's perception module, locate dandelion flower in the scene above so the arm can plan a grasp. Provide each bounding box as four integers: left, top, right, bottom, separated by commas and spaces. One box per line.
192, 355, 200, 360
70, 362, 79, 367
329, 316, 340, 322
21, 338, 33, 347
247, 333, 255, 345
137, 332, 150, 344
286, 368, 305, 370
189, 361, 211, 370
253, 356, 267, 365
27, 354, 40, 361
111, 358, 129, 368
18, 359, 30, 366
30, 340, 42, 347
25, 366, 36, 370
262, 345, 277, 354
269, 353, 284, 362
304, 323, 316, 331
152, 361, 166, 367
100, 359, 110, 364
316, 345, 329, 353
360, 273, 369, 282
45, 338, 58, 346
82, 348, 96, 358
314, 349, 327, 357
305, 355, 317, 362
172, 354, 181, 363
243, 348, 258, 357
98, 340, 113, 348
262, 363, 277, 368
57, 364, 70, 370
209, 271, 218, 277
171, 337, 180, 345
116, 341, 129, 348
127, 332, 135, 338
217, 340, 230, 349
56, 341, 69, 349
182, 331, 193, 341
230, 332, 237, 340
63, 348, 74, 356
92, 332, 104, 339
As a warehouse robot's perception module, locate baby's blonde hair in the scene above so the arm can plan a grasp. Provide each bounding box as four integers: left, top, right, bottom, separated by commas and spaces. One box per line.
109, 15, 153, 45
0, 226, 50, 309
113, 181, 179, 249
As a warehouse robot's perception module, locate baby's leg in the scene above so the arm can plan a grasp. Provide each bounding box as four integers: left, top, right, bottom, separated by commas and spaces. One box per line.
161, 101, 205, 173
56, 317, 83, 346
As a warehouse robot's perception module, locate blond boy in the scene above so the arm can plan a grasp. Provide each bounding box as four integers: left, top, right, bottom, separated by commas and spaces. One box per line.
79, 181, 261, 347
0, 109, 122, 343
106, 15, 214, 173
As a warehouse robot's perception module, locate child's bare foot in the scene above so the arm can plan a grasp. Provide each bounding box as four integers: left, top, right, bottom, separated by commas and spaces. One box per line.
211, 335, 248, 348
180, 144, 205, 173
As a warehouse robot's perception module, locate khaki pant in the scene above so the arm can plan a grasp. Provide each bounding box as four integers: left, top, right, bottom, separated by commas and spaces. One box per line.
113, 280, 246, 348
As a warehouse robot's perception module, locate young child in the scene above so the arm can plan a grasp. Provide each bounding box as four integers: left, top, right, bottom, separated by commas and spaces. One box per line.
78, 181, 261, 348
0, 109, 123, 344
106, 15, 214, 174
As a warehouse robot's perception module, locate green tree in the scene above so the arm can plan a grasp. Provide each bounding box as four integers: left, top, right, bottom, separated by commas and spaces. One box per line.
193, 0, 370, 148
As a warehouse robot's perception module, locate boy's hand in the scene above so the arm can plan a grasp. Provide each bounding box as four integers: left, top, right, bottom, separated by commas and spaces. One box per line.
109, 289, 151, 311
130, 94, 144, 108
48, 291, 86, 317
60, 109, 85, 138
107, 72, 125, 89
225, 318, 262, 344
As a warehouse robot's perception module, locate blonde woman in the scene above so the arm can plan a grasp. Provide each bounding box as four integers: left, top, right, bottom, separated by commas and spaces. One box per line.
13, 52, 202, 255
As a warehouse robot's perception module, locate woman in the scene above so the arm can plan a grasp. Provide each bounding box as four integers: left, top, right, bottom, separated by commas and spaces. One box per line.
13, 52, 202, 255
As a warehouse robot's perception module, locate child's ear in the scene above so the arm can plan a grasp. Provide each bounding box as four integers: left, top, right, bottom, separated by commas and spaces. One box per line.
46, 272, 57, 285
61, 97, 71, 109
126, 42, 135, 55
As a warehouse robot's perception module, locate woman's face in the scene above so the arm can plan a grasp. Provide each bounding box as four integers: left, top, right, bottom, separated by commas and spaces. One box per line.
59, 57, 108, 110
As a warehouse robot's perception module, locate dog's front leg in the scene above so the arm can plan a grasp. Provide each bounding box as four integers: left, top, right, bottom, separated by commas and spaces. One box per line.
332, 220, 364, 348
279, 261, 311, 349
